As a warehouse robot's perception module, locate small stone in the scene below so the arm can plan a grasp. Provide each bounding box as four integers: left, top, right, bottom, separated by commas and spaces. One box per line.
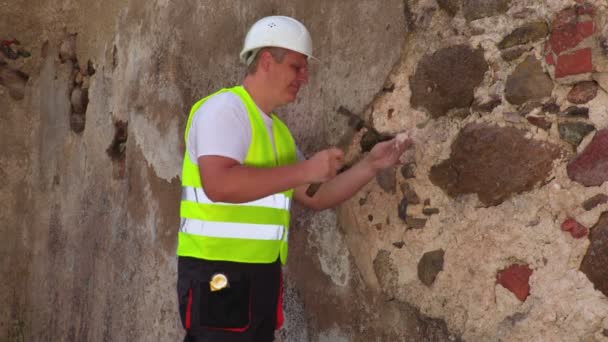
418, 249, 445, 286
463, 0, 510, 21
373, 250, 398, 294
582, 194, 608, 211
423, 199, 431, 206
542, 102, 560, 114
86, 59, 96, 76
410, 45, 488, 118
561, 217, 588, 238
567, 129, 608, 186
423, 207, 440, 216
518, 101, 542, 116
558, 122, 595, 146
505, 56, 554, 105
376, 166, 396, 194
527, 116, 552, 130
473, 97, 502, 112
400, 183, 420, 204
496, 264, 533, 302
70, 87, 87, 114
368, 215, 374, 222
398, 198, 408, 221
560, 106, 589, 118
405, 216, 427, 229
498, 21, 549, 50
555, 48, 593, 78
500, 46, 529, 62
580, 211, 608, 297
567, 81, 598, 104
359, 197, 367, 206
392, 241, 405, 249
400, 163, 416, 179
503, 112, 522, 123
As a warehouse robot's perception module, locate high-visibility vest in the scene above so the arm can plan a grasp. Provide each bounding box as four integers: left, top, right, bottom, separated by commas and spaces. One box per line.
177, 86, 297, 265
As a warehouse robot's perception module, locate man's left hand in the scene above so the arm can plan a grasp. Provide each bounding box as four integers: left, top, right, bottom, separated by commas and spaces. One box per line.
366, 136, 413, 171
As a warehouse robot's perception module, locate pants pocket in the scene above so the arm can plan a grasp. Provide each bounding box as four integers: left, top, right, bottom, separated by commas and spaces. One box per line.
199, 271, 251, 331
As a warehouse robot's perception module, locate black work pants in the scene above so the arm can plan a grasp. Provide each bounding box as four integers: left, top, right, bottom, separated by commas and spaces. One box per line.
177, 256, 282, 342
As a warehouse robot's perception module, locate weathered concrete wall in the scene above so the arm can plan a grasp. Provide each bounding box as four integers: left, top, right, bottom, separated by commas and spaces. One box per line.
2, 0, 608, 341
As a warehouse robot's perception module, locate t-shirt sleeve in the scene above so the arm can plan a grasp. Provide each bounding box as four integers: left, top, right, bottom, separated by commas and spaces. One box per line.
296, 146, 306, 161
187, 93, 251, 164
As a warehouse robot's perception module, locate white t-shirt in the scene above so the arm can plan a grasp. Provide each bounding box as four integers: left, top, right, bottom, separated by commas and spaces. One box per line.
187, 91, 304, 164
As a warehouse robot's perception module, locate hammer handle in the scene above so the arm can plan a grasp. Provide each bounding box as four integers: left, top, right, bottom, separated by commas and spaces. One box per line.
305, 182, 322, 197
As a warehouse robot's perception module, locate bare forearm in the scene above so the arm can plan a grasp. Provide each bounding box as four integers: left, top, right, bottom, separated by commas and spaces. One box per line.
206, 162, 310, 203
310, 157, 378, 209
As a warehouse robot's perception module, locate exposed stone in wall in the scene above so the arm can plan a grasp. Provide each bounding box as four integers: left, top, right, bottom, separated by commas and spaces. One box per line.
498, 21, 549, 50
375, 166, 396, 194
410, 45, 488, 118
561, 217, 589, 238
560, 105, 589, 118
418, 249, 445, 287
583, 193, 608, 211
567, 80, 599, 104
580, 212, 608, 297
526, 116, 552, 130
429, 123, 563, 206
545, 3, 598, 82
558, 121, 595, 146
567, 128, 608, 186
496, 264, 533, 302
462, 0, 510, 22
373, 249, 398, 297
505, 56, 554, 105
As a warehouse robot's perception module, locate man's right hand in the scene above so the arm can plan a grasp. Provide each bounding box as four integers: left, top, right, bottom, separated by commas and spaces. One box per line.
305, 148, 345, 183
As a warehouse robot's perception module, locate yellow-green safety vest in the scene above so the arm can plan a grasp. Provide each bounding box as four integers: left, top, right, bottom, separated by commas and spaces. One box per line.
177, 86, 297, 265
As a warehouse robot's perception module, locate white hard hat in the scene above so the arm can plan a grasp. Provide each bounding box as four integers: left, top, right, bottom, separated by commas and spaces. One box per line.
240, 16, 316, 65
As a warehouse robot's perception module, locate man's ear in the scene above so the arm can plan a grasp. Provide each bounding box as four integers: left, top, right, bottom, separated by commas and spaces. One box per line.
258, 50, 272, 71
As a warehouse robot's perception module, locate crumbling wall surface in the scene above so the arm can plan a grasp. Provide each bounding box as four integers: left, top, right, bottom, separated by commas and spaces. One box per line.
0, 0, 457, 341
329, 0, 608, 341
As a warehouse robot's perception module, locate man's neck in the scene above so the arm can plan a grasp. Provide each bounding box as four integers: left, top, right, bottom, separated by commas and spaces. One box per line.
242, 77, 275, 114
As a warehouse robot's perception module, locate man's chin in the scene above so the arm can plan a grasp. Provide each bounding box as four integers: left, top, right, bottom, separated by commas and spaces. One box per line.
285, 92, 298, 104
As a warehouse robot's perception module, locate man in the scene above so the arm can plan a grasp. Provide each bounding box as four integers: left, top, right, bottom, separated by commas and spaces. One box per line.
177, 15, 411, 342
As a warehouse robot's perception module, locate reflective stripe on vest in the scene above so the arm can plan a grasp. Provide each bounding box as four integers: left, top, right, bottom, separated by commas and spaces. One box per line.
182, 186, 291, 211
177, 86, 297, 265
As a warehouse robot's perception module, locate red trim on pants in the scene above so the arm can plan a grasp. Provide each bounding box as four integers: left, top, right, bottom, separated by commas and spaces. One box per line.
275, 269, 284, 330
186, 288, 193, 330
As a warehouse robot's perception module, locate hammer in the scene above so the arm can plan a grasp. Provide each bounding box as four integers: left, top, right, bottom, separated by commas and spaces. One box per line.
305, 106, 394, 197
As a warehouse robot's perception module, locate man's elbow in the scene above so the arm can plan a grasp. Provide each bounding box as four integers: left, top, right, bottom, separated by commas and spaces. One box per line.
204, 185, 230, 203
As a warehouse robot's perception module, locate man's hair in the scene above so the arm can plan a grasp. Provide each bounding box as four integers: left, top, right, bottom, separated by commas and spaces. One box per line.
246, 47, 287, 75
